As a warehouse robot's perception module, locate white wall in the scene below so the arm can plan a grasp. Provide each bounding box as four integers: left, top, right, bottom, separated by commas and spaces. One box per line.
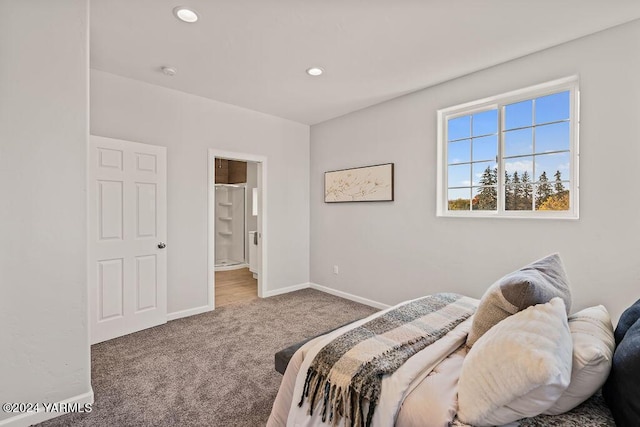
91, 70, 310, 314
0, 0, 91, 423
310, 20, 640, 323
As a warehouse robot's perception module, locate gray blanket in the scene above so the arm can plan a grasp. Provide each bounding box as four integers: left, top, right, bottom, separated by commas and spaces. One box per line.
298, 293, 476, 427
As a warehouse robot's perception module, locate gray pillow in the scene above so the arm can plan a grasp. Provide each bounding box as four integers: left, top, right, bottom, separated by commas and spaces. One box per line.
466, 253, 572, 348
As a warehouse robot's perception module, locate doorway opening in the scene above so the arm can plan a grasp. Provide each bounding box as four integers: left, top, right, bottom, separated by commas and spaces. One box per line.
208, 150, 266, 309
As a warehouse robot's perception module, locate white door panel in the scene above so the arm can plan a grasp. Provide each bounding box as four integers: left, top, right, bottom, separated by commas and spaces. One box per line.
98, 258, 124, 320
89, 136, 167, 344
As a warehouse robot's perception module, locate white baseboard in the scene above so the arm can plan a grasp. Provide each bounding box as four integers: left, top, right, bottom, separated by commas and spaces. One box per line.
260, 281, 390, 310
0, 389, 94, 427
262, 282, 311, 298
168, 283, 388, 319
309, 283, 390, 310
167, 304, 213, 321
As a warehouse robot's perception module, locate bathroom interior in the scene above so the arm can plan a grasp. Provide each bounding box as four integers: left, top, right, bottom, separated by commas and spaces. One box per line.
214, 157, 259, 306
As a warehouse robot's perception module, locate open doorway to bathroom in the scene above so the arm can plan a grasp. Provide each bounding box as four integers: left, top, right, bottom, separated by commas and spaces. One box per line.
208, 150, 266, 309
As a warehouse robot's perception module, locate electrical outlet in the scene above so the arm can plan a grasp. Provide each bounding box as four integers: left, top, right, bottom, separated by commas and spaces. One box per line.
333, 265, 339, 275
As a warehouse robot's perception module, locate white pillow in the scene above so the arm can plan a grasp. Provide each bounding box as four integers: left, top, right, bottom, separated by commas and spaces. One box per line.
457, 298, 572, 426
544, 305, 615, 415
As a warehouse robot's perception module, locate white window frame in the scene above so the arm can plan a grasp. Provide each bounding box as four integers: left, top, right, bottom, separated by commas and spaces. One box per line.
436, 76, 580, 219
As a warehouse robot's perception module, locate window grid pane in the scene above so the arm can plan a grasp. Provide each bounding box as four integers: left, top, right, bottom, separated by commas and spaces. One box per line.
536, 186, 570, 211
448, 139, 471, 164
505, 99, 533, 130
448, 163, 471, 188
447, 116, 471, 141
535, 91, 570, 125
448, 188, 471, 211
472, 186, 497, 211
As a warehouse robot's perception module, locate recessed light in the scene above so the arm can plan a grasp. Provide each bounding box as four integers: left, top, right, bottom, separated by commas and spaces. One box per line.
161, 66, 177, 76
173, 6, 198, 23
306, 67, 324, 77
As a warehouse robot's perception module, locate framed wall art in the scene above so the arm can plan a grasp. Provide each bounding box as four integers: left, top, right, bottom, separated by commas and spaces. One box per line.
324, 163, 394, 203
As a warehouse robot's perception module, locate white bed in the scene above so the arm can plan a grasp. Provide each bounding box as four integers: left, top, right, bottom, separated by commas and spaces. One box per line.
267, 295, 615, 427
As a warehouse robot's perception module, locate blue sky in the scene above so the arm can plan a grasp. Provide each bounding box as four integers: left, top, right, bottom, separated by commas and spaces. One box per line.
447, 91, 570, 192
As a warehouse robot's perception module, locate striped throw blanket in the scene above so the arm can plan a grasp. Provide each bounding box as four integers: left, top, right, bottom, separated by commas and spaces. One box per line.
298, 293, 476, 427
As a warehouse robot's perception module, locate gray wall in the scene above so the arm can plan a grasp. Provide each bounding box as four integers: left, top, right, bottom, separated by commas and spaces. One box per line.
0, 0, 91, 422
310, 20, 640, 322
91, 70, 310, 314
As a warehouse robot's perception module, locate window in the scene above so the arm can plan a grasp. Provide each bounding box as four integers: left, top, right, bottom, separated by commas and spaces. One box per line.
437, 77, 579, 218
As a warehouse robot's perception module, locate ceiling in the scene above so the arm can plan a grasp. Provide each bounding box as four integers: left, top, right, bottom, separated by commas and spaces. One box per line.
91, 1, 640, 125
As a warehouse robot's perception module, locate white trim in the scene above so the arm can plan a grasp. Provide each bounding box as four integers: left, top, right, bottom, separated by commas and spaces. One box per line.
208, 154, 216, 311
257, 161, 267, 298
437, 76, 579, 219
262, 282, 311, 298
438, 75, 579, 116
84, 48, 92, 403
208, 149, 268, 309
261, 282, 390, 310
167, 304, 213, 321
309, 283, 390, 310
0, 390, 94, 427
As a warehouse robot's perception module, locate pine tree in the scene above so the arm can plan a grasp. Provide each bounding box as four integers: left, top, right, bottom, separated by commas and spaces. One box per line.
540, 169, 570, 211
554, 170, 565, 193
509, 171, 521, 211
504, 172, 512, 210
475, 166, 497, 210
519, 171, 533, 210
536, 171, 553, 209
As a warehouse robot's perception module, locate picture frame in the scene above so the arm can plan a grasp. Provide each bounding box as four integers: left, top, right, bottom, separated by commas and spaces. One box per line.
324, 163, 394, 203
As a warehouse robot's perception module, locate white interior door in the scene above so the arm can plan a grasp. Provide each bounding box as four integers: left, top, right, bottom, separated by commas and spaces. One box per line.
89, 135, 167, 344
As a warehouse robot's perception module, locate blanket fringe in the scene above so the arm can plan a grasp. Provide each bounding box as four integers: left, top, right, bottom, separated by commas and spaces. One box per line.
300, 367, 377, 427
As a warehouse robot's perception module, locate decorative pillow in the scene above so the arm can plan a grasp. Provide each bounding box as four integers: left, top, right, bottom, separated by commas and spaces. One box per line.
544, 305, 614, 415
603, 303, 640, 426
466, 253, 571, 348
457, 298, 572, 426
613, 298, 640, 345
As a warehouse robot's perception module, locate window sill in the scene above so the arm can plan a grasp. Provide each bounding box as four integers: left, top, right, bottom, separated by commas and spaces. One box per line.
437, 211, 579, 220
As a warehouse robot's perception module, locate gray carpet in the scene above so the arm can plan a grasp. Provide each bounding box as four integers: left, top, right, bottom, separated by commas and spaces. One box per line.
39, 289, 377, 427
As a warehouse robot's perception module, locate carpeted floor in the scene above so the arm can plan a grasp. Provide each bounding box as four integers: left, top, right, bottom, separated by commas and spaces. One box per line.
38, 289, 377, 427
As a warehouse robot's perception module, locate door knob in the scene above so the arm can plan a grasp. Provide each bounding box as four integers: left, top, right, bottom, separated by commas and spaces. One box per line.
157, 242, 166, 249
